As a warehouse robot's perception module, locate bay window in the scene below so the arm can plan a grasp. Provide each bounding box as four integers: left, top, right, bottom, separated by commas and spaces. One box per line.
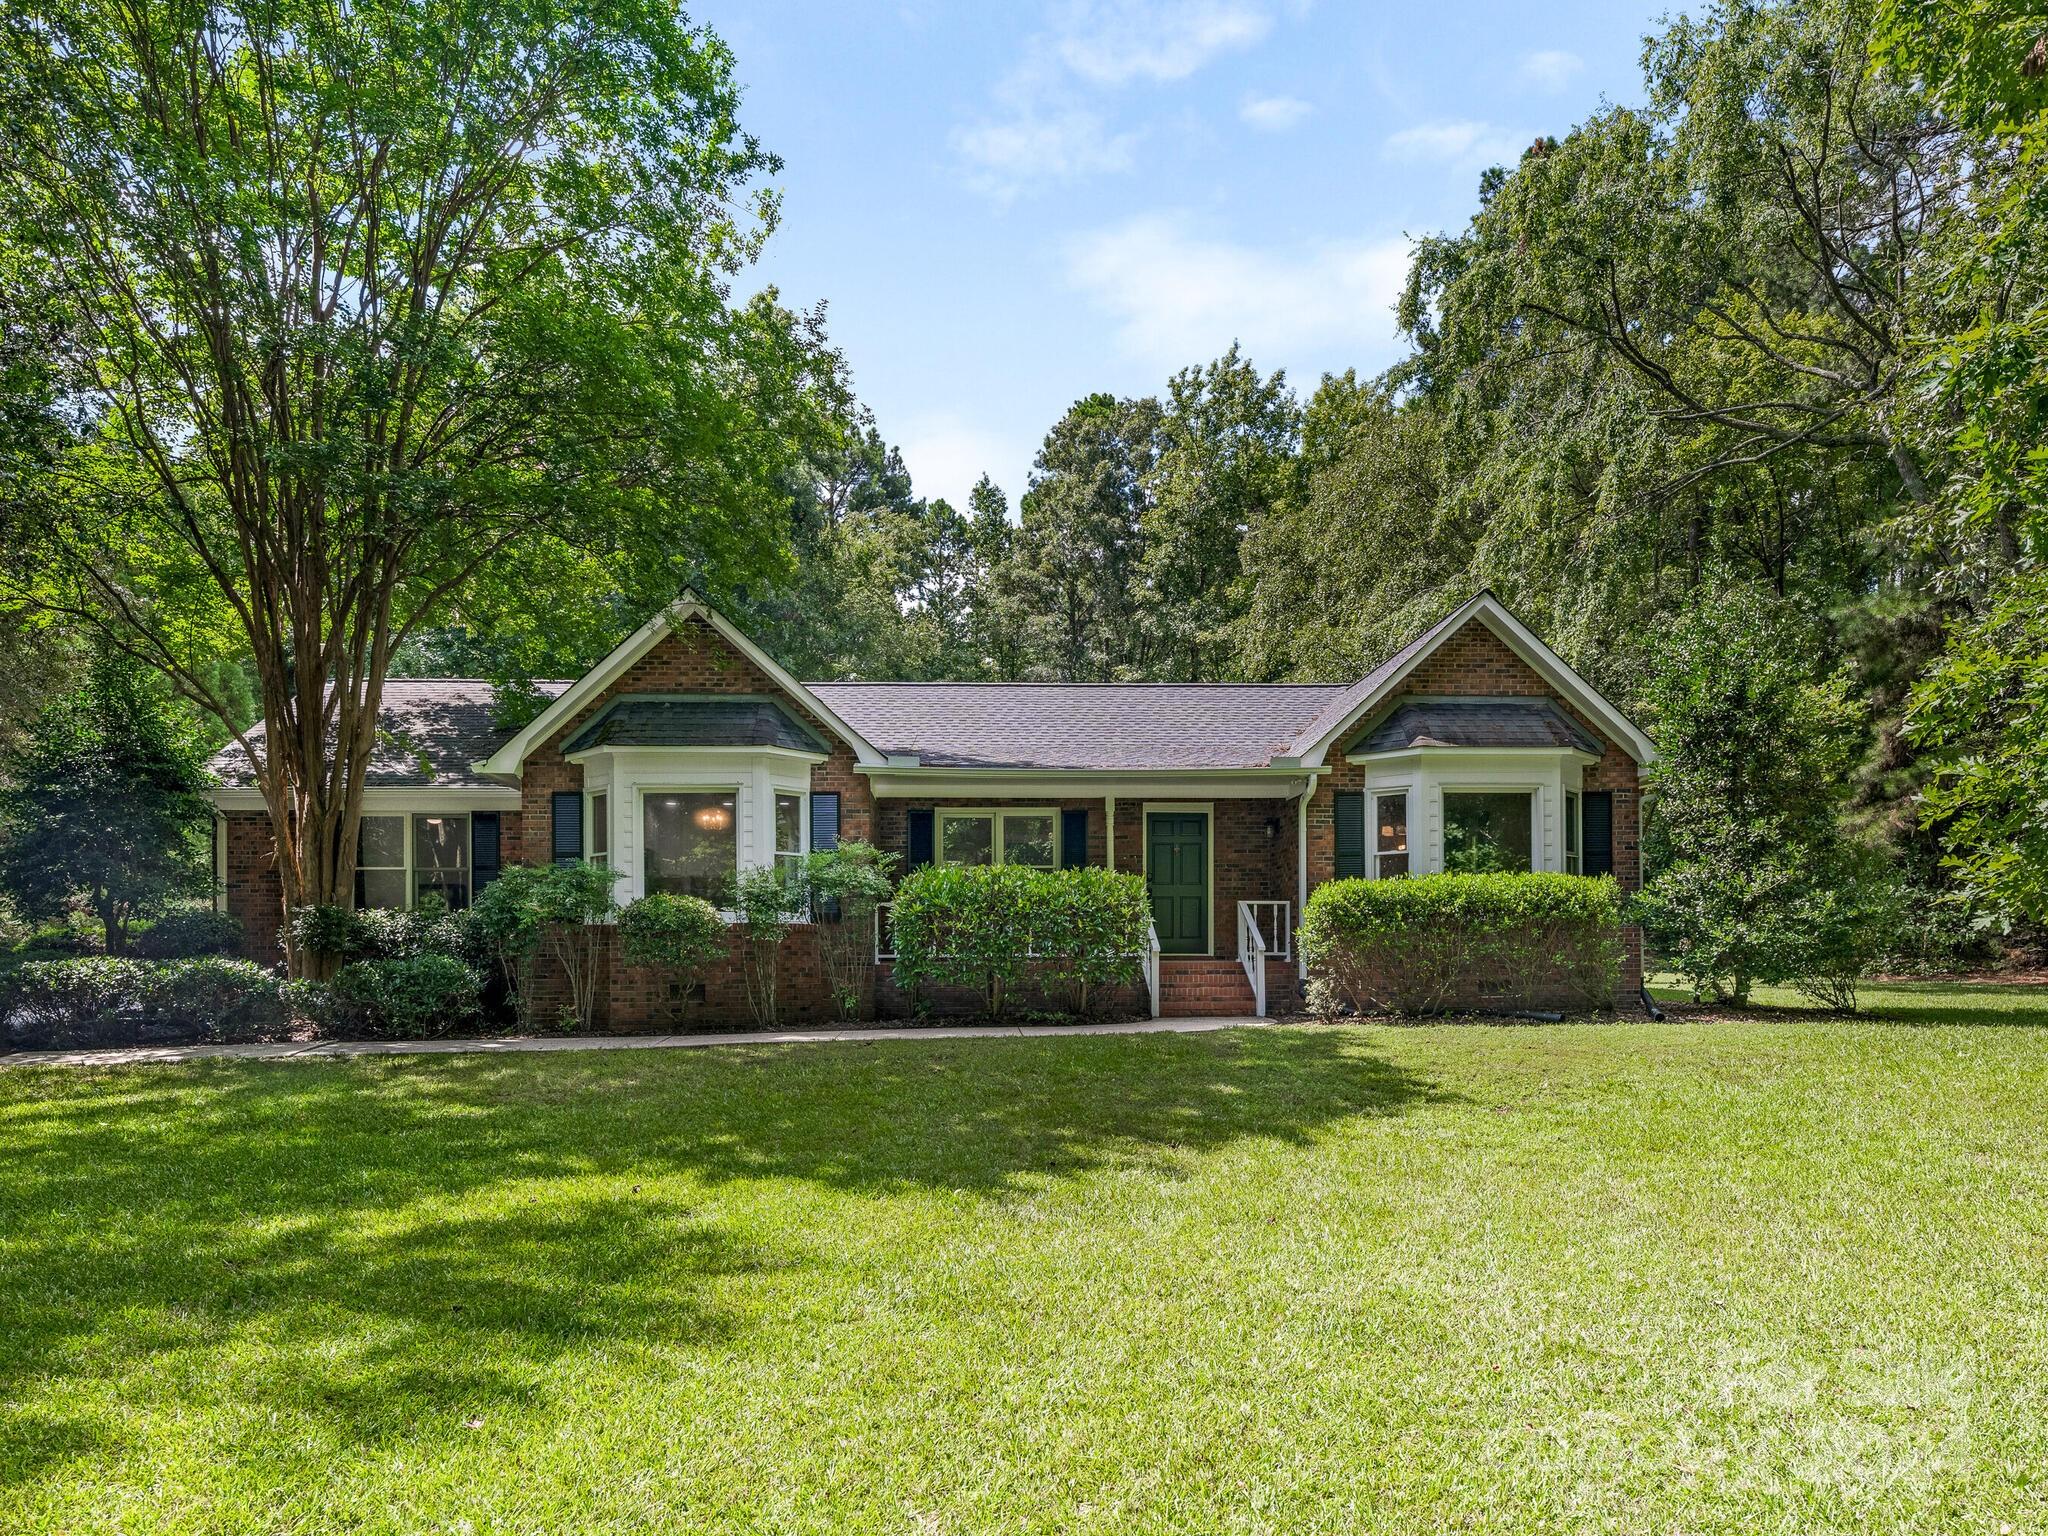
644, 791, 738, 901
1564, 790, 1581, 875
775, 792, 803, 883
1442, 791, 1535, 874
937, 808, 1057, 869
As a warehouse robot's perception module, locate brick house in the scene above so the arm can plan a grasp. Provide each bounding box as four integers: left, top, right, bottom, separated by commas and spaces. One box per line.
208, 589, 1653, 1024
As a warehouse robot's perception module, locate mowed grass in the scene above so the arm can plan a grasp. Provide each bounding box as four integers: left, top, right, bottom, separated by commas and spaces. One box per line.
6, 1008, 2048, 1532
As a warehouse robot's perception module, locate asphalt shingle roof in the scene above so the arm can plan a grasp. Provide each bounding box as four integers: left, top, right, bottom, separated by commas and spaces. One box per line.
206, 678, 572, 789
806, 682, 1346, 770
559, 697, 827, 756
1349, 698, 1604, 757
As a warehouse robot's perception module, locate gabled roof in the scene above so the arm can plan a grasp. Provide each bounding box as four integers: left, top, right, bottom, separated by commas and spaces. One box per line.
476, 592, 886, 773
1286, 591, 1656, 766
207, 678, 572, 790
559, 696, 830, 757
809, 682, 1345, 771
1349, 697, 1605, 757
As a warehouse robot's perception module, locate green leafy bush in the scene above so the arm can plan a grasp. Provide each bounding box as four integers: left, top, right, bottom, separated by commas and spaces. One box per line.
800, 841, 899, 1019
889, 864, 1148, 1019
327, 954, 481, 1039
617, 891, 725, 1022
1301, 872, 1624, 1016
731, 864, 805, 1028
1, 955, 284, 1048
133, 906, 244, 959
285, 904, 358, 968
467, 862, 620, 1031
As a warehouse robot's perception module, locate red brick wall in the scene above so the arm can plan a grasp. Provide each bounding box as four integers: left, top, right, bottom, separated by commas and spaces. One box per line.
222, 811, 285, 965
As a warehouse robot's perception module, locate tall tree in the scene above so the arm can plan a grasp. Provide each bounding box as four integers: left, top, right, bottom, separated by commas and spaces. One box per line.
0, 0, 835, 970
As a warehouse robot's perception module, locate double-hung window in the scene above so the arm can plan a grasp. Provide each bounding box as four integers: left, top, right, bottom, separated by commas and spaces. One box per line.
355, 812, 472, 910
588, 794, 610, 868
774, 793, 804, 884
356, 816, 408, 909
1372, 792, 1409, 878
1564, 790, 1582, 875
936, 809, 1056, 869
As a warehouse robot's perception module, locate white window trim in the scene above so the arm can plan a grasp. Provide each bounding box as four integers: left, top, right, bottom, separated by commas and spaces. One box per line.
934, 806, 1060, 870
354, 808, 476, 912
1369, 786, 1413, 880
636, 784, 744, 905
1140, 801, 1215, 958
1564, 789, 1582, 875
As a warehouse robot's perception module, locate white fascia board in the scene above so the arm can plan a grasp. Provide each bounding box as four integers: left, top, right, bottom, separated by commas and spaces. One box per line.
565, 744, 829, 767
475, 597, 886, 775
1300, 595, 1656, 768
210, 785, 523, 812
1345, 745, 1602, 766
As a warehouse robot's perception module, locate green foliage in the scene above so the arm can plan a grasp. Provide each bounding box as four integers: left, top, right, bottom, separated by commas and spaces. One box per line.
286, 905, 360, 967
617, 893, 726, 1023
327, 955, 481, 1041
1035, 866, 1150, 1015
0, 658, 212, 953
468, 863, 620, 1032
730, 864, 805, 1029
1301, 873, 1624, 1016
1908, 570, 2048, 926
132, 906, 244, 960
890, 864, 1148, 1019
1, 955, 283, 1048
800, 841, 899, 1020
1636, 588, 1903, 1008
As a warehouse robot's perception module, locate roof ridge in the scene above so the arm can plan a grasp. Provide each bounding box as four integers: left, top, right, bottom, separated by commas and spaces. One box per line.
803, 679, 1345, 689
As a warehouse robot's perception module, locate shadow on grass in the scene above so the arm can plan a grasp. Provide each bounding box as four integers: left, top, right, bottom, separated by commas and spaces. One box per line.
0, 1027, 1441, 1485
1652, 979, 2048, 1030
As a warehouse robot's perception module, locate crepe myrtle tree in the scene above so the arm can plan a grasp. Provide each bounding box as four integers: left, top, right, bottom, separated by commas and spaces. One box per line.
0, 0, 848, 974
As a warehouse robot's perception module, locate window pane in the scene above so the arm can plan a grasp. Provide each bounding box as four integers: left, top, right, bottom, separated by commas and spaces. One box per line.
1565, 792, 1580, 874
1002, 813, 1055, 869
590, 794, 609, 859
645, 793, 737, 901
1375, 795, 1407, 854
413, 814, 470, 910
939, 814, 993, 866
356, 868, 408, 910
359, 815, 405, 869
775, 792, 802, 855
1443, 792, 1534, 874
1378, 853, 1410, 878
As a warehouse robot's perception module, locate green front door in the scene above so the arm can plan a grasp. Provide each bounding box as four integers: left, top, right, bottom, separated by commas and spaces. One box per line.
1147, 812, 1209, 955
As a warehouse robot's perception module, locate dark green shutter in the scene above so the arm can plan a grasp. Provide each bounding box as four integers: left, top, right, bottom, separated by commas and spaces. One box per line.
472, 813, 501, 891
1582, 791, 1614, 877
1334, 791, 1365, 879
810, 791, 840, 852
1060, 808, 1089, 868
907, 808, 934, 870
551, 791, 583, 865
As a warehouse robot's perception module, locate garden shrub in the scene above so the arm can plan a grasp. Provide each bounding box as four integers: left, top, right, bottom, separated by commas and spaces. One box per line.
0, 955, 284, 1048
327, 954, 481, 1039
617, 891, 725, 1022
889, 864, 1148, 1019
286, 903, 357, 970
467, 861, 620, 1031
1301, 872, 1624, 1016
133, 906, 244, 959
731, 864, 804, 1028
801, 841, 898, 1019
1035, 865, 1149, 1014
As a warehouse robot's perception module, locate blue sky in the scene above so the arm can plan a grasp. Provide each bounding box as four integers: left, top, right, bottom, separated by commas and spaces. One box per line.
695, 0, 1670, 510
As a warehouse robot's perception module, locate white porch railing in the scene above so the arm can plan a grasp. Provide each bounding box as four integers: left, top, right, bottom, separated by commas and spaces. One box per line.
1142, 919, 1162, 1019
1241, 899, 1292, 962
1236, 901, 1269, 1017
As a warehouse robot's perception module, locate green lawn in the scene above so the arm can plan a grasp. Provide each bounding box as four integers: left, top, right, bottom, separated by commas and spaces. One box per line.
6, 1003, 2048, 1532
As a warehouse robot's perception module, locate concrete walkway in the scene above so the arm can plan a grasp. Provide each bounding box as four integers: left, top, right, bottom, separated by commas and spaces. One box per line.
0, 1015, 1278, 1070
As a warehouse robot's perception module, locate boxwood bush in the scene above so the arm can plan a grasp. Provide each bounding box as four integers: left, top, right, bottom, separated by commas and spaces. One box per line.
326, 954, 482, 1039
890, 864, 1148, 1018
1, 955, 285, 1048
1300, 872, 1624, 1017
133, 906, 245, 959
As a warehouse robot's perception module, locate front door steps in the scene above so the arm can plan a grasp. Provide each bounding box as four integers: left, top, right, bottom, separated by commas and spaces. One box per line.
1159, 958, 1258, 1018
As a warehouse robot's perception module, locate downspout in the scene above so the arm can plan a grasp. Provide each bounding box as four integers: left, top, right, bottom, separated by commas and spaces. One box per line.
1295, 777, 1310, 982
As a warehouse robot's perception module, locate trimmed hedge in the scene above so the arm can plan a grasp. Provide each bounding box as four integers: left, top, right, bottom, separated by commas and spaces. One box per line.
1, 955, 285, 1048
133, 906, 245, 959
326, 954, 482, 1039
1300, 872, 1623, 1016
890, 864, 1149, 1018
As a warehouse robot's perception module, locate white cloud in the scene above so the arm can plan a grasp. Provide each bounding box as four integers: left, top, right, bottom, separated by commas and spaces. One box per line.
1053, 0, 1275, 86
1239, 93, 1312, 131
1382, 118, 1526, 171
896, 412, 1029, 513
955, 1, 1298, 199
1520, 48, 1584, 93
1063, 212, 1413, 378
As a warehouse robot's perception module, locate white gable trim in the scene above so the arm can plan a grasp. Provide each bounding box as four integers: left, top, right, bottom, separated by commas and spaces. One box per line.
475, 596, 886, 775
1296, 594, 1656, 768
